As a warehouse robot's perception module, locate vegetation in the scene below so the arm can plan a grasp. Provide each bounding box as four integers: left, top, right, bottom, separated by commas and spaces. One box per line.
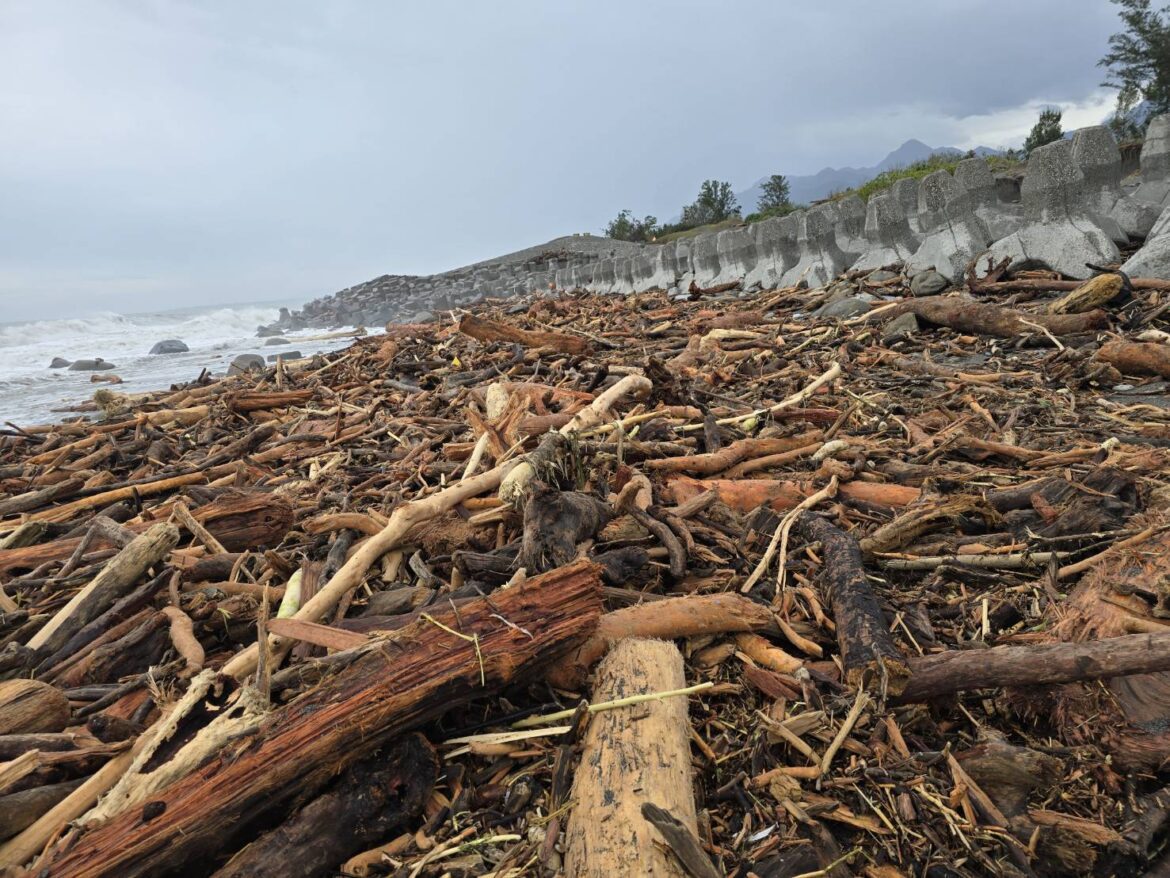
1100, 0, 1170, 136
744, 174, 800, 222
1023, 107, 1064, 154
680, 179, 740, 227
604, 209, 659, 243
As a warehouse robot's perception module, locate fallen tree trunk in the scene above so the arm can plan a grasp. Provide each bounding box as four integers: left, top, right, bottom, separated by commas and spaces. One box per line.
458, 313, 591, 355
644, 431, 824, 475
210, 734, 437, 878
564, 638, 703, 878
33, 560, 603, 878
796, 514, 910, 695
1094, 339, 1170, 378
887, 297, 1108, 337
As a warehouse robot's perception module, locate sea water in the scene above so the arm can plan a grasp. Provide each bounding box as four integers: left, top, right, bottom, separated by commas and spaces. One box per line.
0, 301, 366, 427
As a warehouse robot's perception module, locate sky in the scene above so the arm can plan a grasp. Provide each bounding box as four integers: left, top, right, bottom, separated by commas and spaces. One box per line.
0, 0, 1127, 320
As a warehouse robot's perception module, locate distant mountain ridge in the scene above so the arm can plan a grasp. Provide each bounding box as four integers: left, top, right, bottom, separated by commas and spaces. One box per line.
735, 139, 1003, 211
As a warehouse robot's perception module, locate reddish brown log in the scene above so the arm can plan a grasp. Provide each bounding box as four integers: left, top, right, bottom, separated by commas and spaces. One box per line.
458, 314, 591, 355
38, 559, 603, 878
890, 297, 1108, 337
1094, 340, 1170, 378
665, 475, 919, 513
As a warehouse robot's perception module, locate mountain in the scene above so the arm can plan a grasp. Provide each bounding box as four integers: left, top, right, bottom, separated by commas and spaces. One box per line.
735, 139, 1003, 211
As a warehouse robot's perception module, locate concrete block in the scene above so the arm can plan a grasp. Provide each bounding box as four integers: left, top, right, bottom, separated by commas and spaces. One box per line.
780, 207, 848, 287
891, 178, 923, 236
1135, 113, 1170, 209
1073, 125, 1159, 240
690, 232, 721, 287
833, 195, 868, 262
955, 157, 1022, 240
905, 171, 992, 282
714, 227, 757, 285
850, 193, 920, 272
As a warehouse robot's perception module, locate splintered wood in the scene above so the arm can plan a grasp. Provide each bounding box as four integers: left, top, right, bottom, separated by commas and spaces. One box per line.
4, 267, 1170, 876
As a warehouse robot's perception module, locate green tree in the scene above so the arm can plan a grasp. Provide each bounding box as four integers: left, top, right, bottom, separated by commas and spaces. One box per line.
680, 179, 740, 227
1023, 107, 1064, 154
604, 209, 658, 242
757, 174, 792, 213
1100, 0, 1170, 128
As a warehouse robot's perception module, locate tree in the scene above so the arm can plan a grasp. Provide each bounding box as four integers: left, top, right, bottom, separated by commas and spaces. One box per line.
680, 180, 740, 227
604, 209, 658, 243
1023, 107, 1064, 154
756, 174, 792, 213
1099, 0, 1170, 127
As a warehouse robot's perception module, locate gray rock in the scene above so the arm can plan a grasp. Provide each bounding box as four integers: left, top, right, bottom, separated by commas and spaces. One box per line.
850, 193, 919, 272
882, 311, 919, 339
865, 270, 898, 283
266, 350, 303, 362
910, 269, 949, 297
49, 357, 71, 369
227, 354, 266, 376
149, 339, 189, 355
68, 358, 116, 371
411, 310, 436, 323
256, 326, 284, 337
979, 140, 1119, 280
815, 296, 870, 319
264, 337, 291, 346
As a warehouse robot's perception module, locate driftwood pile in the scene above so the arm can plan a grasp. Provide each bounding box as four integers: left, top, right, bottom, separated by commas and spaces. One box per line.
4, 264, 1170, 876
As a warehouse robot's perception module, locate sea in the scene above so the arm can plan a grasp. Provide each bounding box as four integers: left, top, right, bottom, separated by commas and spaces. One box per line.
0, 301, 369, 427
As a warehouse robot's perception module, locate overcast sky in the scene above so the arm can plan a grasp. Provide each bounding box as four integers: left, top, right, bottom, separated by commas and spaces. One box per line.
0, 1, 1125, 320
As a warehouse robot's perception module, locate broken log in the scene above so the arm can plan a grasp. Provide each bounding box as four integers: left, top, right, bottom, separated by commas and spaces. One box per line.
564, 638, 703, 878
0, 680, 71, 734
887, 296, 1109, 337
210, 733, 437, 878
35, 559, 603, 878
458, 313, 591, 355
796, 514, 910, 695
1094, 339, 1170, 378
666, 475, 919, 513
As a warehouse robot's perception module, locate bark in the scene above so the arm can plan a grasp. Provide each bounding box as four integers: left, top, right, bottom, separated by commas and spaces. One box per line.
518, 485, 610, 574
1094, 340, 1170, 378
644, 431, 824, 475
210, 734, 437, 878
36, 560, 603, 878
458, 313, 591, 355
0, 779, 83, 842
890, 296, 1109, 337
564, 638, 699, 878
796, 514, 910, 695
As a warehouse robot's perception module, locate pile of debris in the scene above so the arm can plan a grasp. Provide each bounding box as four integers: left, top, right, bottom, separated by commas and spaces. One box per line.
4, 265, 1170, 877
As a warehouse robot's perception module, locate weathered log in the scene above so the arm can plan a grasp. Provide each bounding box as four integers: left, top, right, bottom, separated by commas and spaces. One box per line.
0, 477, 84, 518
564, 638, 701, 878
210, 734, 437, 878
644, 431, 824, 475
518, 485, 610, 574
35, 560, 603, 878
458, 313, 591, 355
666, 475, 919, 513
1094, 339, 1170, 378
26, 523, 179, 655
0, 779, 83, 842
0, 680, 71, 734
897, 631, 1170, 703
888, 296, 1108, 337
548, 592, 777, 689
796, 514, 910, 695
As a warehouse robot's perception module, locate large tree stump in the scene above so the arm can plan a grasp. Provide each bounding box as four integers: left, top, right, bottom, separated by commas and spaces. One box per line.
564, 637, 704, 878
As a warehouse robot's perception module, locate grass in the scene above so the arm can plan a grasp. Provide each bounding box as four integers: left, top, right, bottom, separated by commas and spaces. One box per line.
651, 217, 742, 244
830, 153, 1023, 202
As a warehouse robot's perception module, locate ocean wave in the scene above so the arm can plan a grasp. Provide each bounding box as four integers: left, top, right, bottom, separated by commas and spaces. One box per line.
0, 306, 281, 349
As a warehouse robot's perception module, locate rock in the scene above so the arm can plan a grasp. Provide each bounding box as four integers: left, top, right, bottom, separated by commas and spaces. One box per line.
149, 339, 189, 355
910, 269, 949, 297
411, 310, 436, 323
882, 312, 919, 339
227, 354, 265, 376
68, 358, 116, 371
266, 351, 302, 362
264, 337, 291, 346
815, 296, 870, 319
865, 270, 898, 283
256, 327, 284, 337
48, 357, 71, 369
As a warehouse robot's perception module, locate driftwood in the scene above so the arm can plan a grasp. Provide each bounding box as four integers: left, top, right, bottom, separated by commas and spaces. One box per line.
0, 680, 71, 734
458, 313, 591, 355
887, 296, 1109, 337
564, 638, 702, 878
1094, 339, 1170, 377
36, 560, 603, 877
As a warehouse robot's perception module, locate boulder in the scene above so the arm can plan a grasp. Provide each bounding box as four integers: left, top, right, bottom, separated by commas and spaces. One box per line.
978, 140, 1119, 280
411, 310, 436, 323
910, 269, 949, 297
68, 358, 116, 371
227, 354, 266, 376
814, 296, 870, 319
264, 337, 291, 346
266, 351, 303, 362
48, 357, 71, 369
882, 311, 919, 340
149, 339, 189, 355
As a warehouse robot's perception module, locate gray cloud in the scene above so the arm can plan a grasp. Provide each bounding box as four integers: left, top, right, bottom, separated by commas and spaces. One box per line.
0, 0, 1124, 319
